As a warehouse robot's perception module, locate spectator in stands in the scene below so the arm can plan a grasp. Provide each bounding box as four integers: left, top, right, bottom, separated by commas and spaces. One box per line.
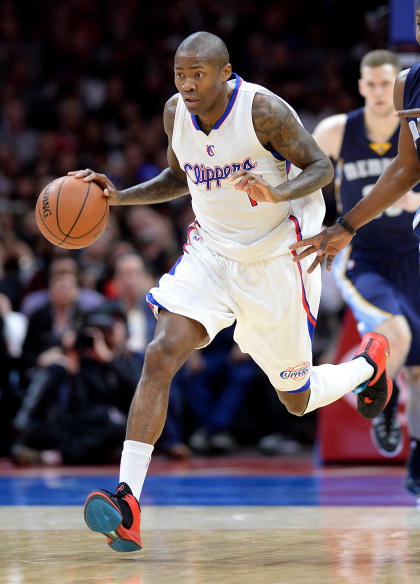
20, 256, 104, 316
186, 325, 257, 454
12, 306, 141, 465
21, 270, 84, 373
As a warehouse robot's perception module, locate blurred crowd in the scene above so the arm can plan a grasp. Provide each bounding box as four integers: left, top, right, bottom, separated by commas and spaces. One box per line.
0, 0, 394, 464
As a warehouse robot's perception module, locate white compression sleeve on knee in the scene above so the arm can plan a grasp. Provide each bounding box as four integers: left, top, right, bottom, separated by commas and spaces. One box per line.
119, 440, 154, 501
304, 358, 374, 414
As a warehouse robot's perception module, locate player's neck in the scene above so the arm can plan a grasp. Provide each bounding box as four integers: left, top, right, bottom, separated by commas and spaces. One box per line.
196, 86, 234, 134
363, 107, 399, 142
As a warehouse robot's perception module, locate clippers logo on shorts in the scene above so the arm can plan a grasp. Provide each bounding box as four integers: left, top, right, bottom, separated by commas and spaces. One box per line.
206, 145, 215, 156
183, 157, 257, 190
280, 361, 310, 381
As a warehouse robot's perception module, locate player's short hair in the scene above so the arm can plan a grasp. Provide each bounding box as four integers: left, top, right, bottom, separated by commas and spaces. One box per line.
176, 32, 229, 70
360, 50, 401, 75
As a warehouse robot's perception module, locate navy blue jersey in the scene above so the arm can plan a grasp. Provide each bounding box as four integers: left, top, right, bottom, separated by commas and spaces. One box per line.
403, 62, 420, 243
403, 62, 420, 165
337, 107, 418, 253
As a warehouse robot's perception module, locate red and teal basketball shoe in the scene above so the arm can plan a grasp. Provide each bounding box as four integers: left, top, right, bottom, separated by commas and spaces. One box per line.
84, 482, 141, 552
352, 332, 392, 419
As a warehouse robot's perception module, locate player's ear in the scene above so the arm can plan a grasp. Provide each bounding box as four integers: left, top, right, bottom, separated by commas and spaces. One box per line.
221, 63, 232, 81
358, 78, 366, 98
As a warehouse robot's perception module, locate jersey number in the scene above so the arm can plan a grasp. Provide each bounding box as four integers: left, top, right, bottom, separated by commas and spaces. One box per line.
362, 184, 402, 218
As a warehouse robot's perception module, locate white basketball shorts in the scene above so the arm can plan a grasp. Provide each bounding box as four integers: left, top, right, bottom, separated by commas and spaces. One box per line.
146, 221, 321, 392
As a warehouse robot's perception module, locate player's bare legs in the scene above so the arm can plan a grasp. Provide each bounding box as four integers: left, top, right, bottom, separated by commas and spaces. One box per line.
84, 310, 208, 551
275, 388, 310, 415
375, 316, 411, 378
126, 310, 208, 444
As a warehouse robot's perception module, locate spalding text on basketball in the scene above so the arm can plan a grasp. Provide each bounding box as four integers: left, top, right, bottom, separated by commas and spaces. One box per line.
42, 187, 52, 218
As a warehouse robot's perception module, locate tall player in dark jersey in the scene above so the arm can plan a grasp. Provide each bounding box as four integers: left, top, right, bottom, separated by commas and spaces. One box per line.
313, 50, 420, 460
291, 5, 420, 496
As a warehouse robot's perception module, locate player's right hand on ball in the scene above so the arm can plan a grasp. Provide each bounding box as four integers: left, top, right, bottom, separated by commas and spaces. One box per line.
67, 169, 120, 205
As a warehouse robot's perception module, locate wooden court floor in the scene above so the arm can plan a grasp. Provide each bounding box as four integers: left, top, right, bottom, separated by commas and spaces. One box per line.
1, 457, 420, 583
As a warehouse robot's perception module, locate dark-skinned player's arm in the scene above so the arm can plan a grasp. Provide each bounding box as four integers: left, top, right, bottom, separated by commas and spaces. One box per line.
289, 70, 420, 273
230, 92, 334, 203
68, 95, 189, 206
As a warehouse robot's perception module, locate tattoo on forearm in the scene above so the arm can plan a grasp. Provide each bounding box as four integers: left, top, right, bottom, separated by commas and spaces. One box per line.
280, 159, 333, 201
118, 168, 189, 205
253, 93, 333, 199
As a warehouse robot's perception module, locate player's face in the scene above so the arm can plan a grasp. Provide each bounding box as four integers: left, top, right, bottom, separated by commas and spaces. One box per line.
174, 53, 230, 116
416, 7, 420, 44
358, 64, 397, 116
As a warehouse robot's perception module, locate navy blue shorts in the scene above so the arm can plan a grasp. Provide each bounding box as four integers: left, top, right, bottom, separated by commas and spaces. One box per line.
333, 245, 420, 366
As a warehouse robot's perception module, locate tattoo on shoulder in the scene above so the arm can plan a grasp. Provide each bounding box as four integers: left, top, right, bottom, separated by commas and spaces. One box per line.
252, 92, 317, 168
252, 93, 298, 146
164, 95, 179, 135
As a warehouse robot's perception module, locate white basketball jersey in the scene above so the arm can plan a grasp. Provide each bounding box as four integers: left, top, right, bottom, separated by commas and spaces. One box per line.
172, 74, 325, 261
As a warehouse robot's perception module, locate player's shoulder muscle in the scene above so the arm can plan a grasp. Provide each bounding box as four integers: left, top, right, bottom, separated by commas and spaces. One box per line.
163, 94, 180, 136
251, 90, 301, 146
312, 114, 347, 160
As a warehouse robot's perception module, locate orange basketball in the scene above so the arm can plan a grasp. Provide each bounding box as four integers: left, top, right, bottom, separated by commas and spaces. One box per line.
35, 176, 109, 249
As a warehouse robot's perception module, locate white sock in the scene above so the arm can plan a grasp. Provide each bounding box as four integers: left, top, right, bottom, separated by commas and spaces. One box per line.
119, 440, 154, 501
304, 357, 374, 414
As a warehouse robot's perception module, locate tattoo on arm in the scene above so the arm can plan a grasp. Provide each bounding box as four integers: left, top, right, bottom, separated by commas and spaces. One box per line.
117, 95, 189, 205
253, 93, 333, 200
119, 167, 188, 205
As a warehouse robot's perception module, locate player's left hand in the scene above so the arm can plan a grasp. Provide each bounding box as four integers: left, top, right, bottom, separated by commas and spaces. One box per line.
289, 223, 354, 273
230, 170, 281, 203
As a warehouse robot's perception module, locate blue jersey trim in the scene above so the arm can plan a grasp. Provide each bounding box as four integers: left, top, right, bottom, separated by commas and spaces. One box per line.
289, 215, 317, 329
191, 114, 201, 130
285, 378, 310, 393
145, 292, 167, 311
191, 74, 242, 131
307, 317, 315, 342
271, 151, 291, 174
169, 256, 182, 275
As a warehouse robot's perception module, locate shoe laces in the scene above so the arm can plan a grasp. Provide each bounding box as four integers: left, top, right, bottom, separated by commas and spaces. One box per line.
379, 400, 398, 432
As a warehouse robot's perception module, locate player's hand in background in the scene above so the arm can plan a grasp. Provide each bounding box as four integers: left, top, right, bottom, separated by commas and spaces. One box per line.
289, 223, 354, 273
230, 170, 282, 203
68, 169, 120, 205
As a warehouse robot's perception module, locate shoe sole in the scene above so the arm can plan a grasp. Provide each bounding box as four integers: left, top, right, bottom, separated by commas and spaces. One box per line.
369, 425, 404, 458
84, 493, 141, 552
357, 371, 392, 419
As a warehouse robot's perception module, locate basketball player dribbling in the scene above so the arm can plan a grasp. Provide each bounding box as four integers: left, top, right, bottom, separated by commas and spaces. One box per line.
70, 32, 392, 552
312, 50, 420, 460
291, 5, 420, 498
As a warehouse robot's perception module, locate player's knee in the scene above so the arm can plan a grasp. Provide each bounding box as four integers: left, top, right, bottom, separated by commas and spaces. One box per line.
143, 338, 180, 381
380, 316, 412, 360
407, 366, 420, 392
276, 389, 308, 417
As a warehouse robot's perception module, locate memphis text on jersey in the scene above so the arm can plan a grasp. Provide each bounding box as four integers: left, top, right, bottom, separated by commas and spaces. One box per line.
184, 157, 257, 190
341, 156, 393, 181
